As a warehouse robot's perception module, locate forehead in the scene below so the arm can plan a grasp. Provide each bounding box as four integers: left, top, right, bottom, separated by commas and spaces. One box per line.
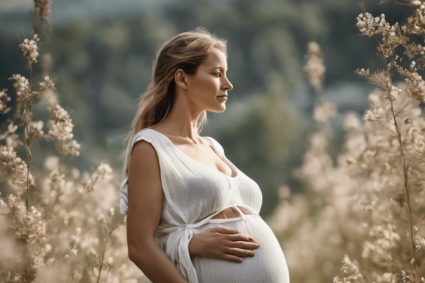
201, 49, 227, 69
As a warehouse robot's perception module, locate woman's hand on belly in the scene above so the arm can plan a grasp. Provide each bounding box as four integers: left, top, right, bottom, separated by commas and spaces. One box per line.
189, 226, 260, 263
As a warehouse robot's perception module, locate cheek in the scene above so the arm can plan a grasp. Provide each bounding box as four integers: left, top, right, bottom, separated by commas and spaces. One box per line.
192, 75, 219, 93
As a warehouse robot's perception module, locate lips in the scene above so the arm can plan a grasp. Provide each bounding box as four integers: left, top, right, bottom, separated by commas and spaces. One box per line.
217, 95, 228, 98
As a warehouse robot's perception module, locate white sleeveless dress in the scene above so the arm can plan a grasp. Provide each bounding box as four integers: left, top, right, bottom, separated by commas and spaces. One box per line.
120, 129, 290, 283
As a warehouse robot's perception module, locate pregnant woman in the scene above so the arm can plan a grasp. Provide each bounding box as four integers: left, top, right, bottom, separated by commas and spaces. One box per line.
120, 27, 290, 283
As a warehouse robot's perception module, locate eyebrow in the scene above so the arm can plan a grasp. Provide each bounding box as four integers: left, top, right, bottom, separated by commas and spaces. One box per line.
211, 67, 228, 74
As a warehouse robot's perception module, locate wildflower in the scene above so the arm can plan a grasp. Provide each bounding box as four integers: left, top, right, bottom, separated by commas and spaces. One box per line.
341, 254, 360, 274
403, 6, 425, 36
367, 91, 382, 108
386, 85, 401, 101
0, 89, 11, 115
34, 0, 52, 26
27, 120, 53, 142
73, 271, 82, 281
15, 206, 47, 245
0, 146, 35, 191
396, 66, 425, 103
355, 68, 370, 76
8, 74, 54, 125
43, 156, 59, 172
364, 107, 385, 121
356, 12, 408, 58
48, 171, 66, 195
362, 224, 400, 266
48, 105, 74, 140
356, 12, 378, 37
0, 122, 19, 148
96, 213, 106, 224
410, 1, 422, 7
362, 201, 375, 212
95, 163, 113, 181
401, 270, 414, 283
88, 247, 101, 267
46, 258, 55, 267
313, 101, 337, 123
414, 141, 425, 152
79, 162, 113, 192
344, 112, 362, 131
355, 69, 396, 99
70, 235, 80, 249
404, 42, 425, 61
376, 273, 397, 282
105, 256, 114, 268
69, 235, 80, 256
333, 254, 364, 283
394, 192, 406, 208
19, 34, 40, 68
47, 104, 81, 156
44, 244, 52, 253
39, 76, 55, 90
303, 41, 326, 94
416, 236, 425, 250
8, 74, 32, 119
278, 185, 291, 200
38, 76, 57, 111
108, 207, 115, 219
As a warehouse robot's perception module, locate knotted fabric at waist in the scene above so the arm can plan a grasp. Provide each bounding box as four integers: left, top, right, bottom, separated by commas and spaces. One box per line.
155, 204, 258, 283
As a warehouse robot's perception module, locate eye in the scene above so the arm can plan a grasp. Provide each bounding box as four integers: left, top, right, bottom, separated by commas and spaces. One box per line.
214, 72, 221, 77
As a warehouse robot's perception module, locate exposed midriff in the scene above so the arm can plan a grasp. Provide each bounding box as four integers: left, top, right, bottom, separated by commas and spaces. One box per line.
210, 206, 252, 219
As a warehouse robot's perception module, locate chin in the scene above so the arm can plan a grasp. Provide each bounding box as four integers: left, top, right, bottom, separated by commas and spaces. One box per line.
209, 106, 226, 113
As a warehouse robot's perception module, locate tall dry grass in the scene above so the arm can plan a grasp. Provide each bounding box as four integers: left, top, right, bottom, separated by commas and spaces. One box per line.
5, 1, 425, 283
265, 1, 425, 282
0, 2, 147, 282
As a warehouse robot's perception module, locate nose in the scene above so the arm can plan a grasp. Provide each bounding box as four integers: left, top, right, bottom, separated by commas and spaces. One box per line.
222, 77, 233, 91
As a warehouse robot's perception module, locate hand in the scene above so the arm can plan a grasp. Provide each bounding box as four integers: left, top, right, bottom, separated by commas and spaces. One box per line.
189, 226, 260, 263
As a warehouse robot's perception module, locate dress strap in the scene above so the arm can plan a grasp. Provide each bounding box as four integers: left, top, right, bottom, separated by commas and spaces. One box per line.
232, 205, 246, 220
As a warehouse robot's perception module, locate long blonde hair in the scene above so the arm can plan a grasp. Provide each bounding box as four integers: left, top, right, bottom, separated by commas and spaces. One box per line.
120, 26, 228, 172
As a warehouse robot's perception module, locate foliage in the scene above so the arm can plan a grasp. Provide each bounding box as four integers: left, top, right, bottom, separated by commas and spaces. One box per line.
0, 2, 145, 282
266, 1, 425, 282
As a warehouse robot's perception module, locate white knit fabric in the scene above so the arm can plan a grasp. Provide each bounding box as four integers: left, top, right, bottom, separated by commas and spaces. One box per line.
120, 129, 290, 283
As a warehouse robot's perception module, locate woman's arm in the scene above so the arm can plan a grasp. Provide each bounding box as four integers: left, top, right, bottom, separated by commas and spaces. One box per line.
127, 140, 188, 283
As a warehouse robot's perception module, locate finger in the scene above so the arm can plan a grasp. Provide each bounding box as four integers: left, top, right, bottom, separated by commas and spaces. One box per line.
229, 233, 258, 243
228, 241, 260, 250
222, 253, 243, 263
226, 247, 256, 258
211, 226, 239, 234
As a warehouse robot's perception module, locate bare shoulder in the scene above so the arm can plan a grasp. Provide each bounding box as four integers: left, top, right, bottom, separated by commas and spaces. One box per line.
128, 140, 159, 169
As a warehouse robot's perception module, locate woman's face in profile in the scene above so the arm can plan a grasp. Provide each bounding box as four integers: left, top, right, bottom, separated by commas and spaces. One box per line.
186, 48, 233, 113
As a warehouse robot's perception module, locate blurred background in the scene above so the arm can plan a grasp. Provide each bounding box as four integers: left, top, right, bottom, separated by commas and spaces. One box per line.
1, 0, 413, 216
0, 0, 417, 281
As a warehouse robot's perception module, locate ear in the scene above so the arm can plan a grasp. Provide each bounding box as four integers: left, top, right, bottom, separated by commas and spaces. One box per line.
175, 69, 188, 89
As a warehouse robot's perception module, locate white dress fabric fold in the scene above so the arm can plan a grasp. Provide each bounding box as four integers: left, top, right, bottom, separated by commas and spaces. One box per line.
120, 128, 290, 283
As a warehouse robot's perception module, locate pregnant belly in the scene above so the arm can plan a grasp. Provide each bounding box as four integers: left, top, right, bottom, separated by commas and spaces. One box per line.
190, 215, 290, 283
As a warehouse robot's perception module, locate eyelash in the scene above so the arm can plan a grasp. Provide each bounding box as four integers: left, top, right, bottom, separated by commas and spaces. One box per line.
214, 72, 228, 77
